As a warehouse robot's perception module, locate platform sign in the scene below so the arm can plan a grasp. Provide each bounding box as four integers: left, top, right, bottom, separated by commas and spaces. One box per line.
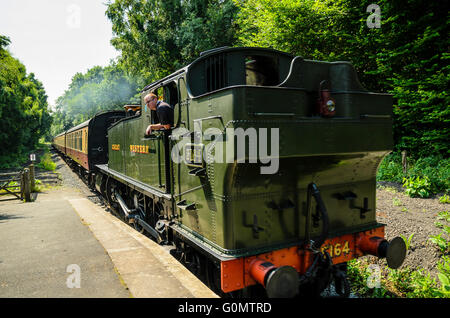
30, 153, 36, 162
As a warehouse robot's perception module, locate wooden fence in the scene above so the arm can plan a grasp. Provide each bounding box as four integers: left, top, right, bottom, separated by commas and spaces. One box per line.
0, 164, 35, 202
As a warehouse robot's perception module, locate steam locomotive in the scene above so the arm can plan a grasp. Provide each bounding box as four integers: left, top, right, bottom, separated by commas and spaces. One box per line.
53, 47, 406, 297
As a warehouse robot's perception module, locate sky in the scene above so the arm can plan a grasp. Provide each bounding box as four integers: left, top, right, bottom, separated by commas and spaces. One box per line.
0, 0, 120, 108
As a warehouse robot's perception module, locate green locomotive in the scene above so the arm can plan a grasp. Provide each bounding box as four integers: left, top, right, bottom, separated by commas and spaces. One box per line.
80, 47, 405, 297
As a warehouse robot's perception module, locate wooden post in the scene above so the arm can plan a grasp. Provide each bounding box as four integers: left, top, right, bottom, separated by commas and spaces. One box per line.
401, 150, 408, 175
22, 168, 31, 202
29, 163, 35, 192
20, 172, 24, 199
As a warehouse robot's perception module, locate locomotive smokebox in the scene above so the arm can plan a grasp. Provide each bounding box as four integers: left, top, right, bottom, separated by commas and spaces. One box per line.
249, 259, 299, 298
357, 235, 406, 269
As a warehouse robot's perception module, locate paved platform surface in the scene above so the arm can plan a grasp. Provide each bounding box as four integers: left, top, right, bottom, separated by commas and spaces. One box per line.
0, 189, 130, 297
69, 197, 217, 298
0, 188, 217, 298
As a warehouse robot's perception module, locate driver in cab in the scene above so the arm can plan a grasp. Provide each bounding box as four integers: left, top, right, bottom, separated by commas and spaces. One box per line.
144, 93, 174, 135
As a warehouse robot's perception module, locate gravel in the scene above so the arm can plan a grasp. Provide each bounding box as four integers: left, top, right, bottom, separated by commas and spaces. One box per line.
368, 183, 449, 278
49, 150, 104, 206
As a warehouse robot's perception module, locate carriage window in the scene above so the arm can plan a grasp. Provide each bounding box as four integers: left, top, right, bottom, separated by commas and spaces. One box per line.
245, 55, 279, 86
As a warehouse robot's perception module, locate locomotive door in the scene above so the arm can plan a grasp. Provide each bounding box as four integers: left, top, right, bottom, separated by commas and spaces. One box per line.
171, 78, 213, 237
144, 87, 168, 192
147, 83, 179, 194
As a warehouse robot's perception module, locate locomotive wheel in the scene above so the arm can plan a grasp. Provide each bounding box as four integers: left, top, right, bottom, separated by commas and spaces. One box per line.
131, 191, 146, 233
206, 260, 222, 295
172, 241, 205, 278
105, 178, 121, 218
133, 192, 146, 214
88, 173, 96, 189
185, 252, 202, 276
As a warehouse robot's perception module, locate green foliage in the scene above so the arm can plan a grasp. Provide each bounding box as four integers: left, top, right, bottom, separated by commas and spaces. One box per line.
440, 194, 450, 204
403, 176, 432, 198
0, 35, 52, 167
387, 265, 450, 298
32, 178, 43, 192
437, 256, 450, 297
437, 211, 450, 223
37, 153, 56, 171
234, 0, 449, 158
377, 153, 404, 183
51, 63, 140, 135
429, 233, 449, 254
408, 156, 450, 194
0, 180, 20, 194
400, 233, 415, 251
348, 244, 450, 298
346, 260, 388, 297
377, 153, 449, 196
430, 211, 450, 254
105, 0, 238, 81
392, 197, 403, 207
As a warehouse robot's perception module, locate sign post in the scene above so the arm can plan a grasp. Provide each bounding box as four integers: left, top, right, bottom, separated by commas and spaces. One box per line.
29, 154, 36, 192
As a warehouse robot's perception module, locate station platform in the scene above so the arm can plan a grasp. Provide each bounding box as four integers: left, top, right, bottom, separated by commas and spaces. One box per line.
0, 188, 218, 298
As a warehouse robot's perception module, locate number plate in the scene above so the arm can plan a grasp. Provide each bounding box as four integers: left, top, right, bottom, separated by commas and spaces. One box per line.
320, 234, 357, 264
321, 240, 351, 258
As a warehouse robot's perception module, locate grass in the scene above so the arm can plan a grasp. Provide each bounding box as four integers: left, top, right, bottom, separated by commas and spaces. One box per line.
377, 185, 399, 194
392, 197, 403, 206
346, 259, 394, 298
0, 180, 20, 194
348, 258, 450, 298
400, 233, 415, 251
37, 152, 56, 171
437, 211, 450, 222
440, 194, 450, 204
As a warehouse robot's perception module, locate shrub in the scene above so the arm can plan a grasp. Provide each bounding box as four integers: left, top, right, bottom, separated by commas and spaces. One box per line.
403, 176, 432, 198
437, 256, 450, 298
439, 194, 450, 204
408, 156, 450, 194
37, 153, 56, 171
377, 153, 404, 183
377, 153, 449, 196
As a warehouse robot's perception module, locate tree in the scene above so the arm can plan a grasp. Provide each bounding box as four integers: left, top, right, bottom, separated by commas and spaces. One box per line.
51, 62, 141, 135
0, 35, 52, 167
105, 0, 238, 82
234, 0, 449, 157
